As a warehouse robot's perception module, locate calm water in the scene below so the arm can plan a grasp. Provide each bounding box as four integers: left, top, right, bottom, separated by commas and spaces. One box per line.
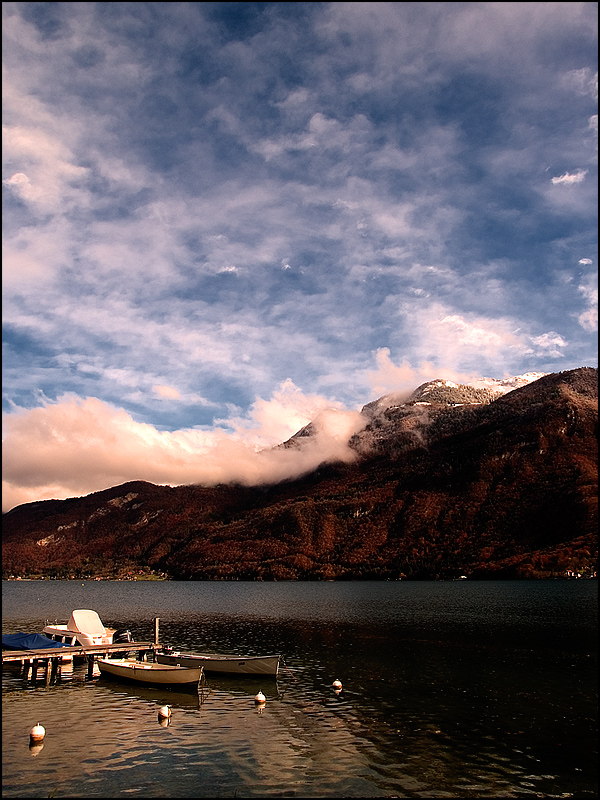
2, 580, 597, 798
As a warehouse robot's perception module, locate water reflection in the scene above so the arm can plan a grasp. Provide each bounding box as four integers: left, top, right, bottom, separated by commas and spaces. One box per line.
2, 581, 597, 798
97, 678, 206, 712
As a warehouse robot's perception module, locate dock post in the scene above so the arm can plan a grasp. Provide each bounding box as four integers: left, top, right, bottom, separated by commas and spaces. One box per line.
50, 658, 59, 684
22, 659, 31, 679
44, 659, 51, 685
154, 617, 160, 645
87, 655, 94, 680
31, 659, 39, 683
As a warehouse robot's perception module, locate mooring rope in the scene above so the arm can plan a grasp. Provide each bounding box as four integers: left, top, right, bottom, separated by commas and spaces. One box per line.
280, 656, 296, 681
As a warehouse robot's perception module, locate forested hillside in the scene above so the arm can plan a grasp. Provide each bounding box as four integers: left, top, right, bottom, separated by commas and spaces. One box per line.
3, 368, 597, 580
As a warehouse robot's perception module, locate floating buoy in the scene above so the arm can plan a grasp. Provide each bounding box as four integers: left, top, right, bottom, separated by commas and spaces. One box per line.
332, 679, 342, 690
255, 691, 266, 704
158, 705, 172, 718
29, 723, 45, 742
158, 715, 171, 727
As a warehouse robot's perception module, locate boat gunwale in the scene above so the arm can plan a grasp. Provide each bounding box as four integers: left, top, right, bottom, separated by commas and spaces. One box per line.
155, 651, 281, 675
97, 658, 204, 684
157, 651, 280, 661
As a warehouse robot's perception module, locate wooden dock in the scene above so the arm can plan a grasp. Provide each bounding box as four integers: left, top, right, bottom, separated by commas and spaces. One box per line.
2, 642, 160, 682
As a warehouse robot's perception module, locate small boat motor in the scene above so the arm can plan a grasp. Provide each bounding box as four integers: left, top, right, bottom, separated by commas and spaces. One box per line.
113, 629, 134, 643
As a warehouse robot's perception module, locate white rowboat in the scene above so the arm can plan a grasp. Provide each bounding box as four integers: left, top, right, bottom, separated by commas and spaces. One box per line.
156, 650, 280, 676
97, 658, 204, 686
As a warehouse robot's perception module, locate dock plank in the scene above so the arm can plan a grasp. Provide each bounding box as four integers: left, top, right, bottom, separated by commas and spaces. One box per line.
2, 642, 158, 663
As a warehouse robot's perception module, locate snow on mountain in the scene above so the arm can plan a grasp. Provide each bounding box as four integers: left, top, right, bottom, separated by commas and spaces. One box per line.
363, 372, 547, 417
346, 371, 551, 456
467, 372, 547, 394
284, 372, 548, 450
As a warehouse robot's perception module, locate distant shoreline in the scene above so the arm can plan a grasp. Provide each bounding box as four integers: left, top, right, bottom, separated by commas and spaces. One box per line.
3, 575, 596, 582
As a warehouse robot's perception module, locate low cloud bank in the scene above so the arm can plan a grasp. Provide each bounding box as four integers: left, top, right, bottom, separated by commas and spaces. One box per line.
2, 347, 558, 512
2, 383, 366, 512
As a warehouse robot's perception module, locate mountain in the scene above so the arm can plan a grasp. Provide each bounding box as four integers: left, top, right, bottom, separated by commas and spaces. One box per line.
2, 367, 597, 581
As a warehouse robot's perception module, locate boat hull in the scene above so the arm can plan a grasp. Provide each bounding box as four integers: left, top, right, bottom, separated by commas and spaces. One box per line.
97, 658, 204, 686
156, 651, 280, 676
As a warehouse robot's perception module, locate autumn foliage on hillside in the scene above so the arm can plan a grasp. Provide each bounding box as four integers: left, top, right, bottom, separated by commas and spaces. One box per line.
2, 368, 597, 580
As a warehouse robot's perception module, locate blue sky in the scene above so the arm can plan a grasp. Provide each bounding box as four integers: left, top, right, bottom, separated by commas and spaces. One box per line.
2, 2, 597, 509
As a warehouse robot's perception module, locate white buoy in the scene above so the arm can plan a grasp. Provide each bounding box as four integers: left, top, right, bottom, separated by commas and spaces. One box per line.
158, 705, 172, 718
332, 679, 342, 690
255, 690, 266, 704
29, 723, 45, 742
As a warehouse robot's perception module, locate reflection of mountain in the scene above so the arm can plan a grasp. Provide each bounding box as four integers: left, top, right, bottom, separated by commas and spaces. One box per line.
2, 368, 597, 580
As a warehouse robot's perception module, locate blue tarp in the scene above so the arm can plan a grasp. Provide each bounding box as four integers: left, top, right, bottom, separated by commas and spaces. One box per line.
2, 632, 71, 650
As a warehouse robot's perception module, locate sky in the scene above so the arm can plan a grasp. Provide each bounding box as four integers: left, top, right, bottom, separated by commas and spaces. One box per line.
2, 2, 598, 511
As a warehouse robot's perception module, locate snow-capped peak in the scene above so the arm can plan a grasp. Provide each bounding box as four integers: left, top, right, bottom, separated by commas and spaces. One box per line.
361, 372, 548, 419
467, 372, 547, 394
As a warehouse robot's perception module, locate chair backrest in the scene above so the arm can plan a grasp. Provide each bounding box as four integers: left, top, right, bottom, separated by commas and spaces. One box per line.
67, 609, 106, 635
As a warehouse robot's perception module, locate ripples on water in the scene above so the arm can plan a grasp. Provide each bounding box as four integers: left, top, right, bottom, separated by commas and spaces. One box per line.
2, 580, 597, 798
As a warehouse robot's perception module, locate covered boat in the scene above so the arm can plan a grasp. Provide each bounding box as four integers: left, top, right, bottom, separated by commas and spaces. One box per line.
2, 632, 73, 651
156, 649, 280, 676
97, 658, 204, 686
43, 609, 116, 647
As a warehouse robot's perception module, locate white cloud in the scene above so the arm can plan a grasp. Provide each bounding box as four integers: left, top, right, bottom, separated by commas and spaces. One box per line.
578, 258, 593, 265
577, 280, 598, 332
1, 2, 597, 510
563, 68, 598, 101
439, 315, 507, 349
577, 307, 598, 333
530, 332, 567, 357
2, 124, 89, 213
366, 348, 475, 397
2, 216, 75, 288
551, 170, 588, 185
3, 172, 30, 186
1, 384, 366, 512
152, 385, 181, 400
413, 306, 531, 370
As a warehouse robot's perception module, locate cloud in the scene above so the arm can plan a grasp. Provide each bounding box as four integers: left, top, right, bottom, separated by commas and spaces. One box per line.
3, 172, 30, 187
577, 307, 598, 333
551, 170, 588, 185
578, 258, 593, 265
562, 68, 598, 101
1, 383, 366, 512
403, 305, 537, 373
152, 385, 181, 400
2, 124, 89, 213
577, 280, 598, 332
366, 348, 475, 397
530, 332, 568, 358
2, 2, 597, 510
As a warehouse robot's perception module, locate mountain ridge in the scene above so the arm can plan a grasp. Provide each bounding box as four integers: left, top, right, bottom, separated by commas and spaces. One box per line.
2, 367, 597, 580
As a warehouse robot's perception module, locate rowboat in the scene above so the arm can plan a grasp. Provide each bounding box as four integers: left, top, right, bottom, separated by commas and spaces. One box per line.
155, 649, 280, 676
97, 657, 204, 686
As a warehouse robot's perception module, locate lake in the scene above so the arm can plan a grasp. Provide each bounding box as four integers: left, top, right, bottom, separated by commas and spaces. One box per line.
2, 580, 597, 798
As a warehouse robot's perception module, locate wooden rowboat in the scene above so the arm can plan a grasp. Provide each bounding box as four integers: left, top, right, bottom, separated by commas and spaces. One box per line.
97, 657, 203, 686
155, 650, 280, 676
